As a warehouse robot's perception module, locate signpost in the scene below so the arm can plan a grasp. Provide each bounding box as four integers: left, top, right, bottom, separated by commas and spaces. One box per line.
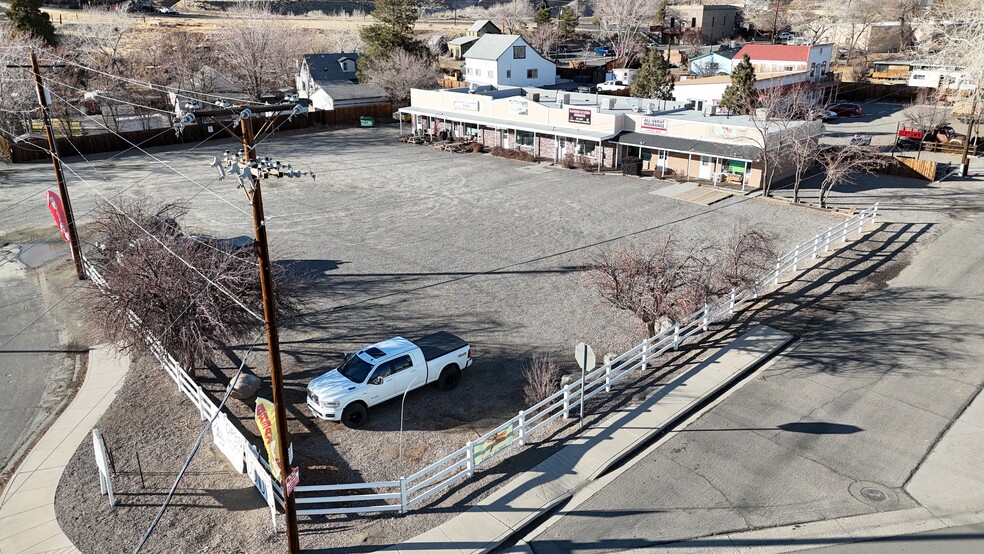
574, 343, 596, 429
286, 466, 300, 497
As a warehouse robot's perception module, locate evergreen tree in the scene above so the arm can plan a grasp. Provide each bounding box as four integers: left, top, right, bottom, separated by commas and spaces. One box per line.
557, 7, 580, 40
631, 47, 674, 100
534, 2, 552, 25
7, 0, 57, 47
720, 54, 758, 115
359, 0, 426, 69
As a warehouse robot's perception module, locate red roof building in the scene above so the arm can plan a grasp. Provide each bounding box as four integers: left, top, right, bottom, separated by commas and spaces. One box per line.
734, 43, 834, 81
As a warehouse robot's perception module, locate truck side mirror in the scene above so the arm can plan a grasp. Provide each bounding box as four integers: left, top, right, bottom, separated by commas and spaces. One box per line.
370, 377, 384, 386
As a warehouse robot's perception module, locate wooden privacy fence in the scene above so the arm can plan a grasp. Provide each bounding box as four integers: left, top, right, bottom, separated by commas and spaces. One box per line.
292, 205, 882, 517
1, 103, 393, 163
879, 157, 940, 181
836, 83, 919, 102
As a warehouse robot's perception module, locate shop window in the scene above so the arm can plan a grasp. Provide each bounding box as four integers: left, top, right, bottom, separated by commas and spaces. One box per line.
516, 130, 534, 148
465, 123, 479, 137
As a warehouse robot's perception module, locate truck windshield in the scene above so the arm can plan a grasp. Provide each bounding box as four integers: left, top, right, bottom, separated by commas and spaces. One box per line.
338, 353, 374, 383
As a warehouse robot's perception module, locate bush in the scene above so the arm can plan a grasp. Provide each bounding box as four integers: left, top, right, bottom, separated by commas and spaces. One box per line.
490, 146, 506, 157
522, 356, 562, 407
562, 151, 577, 169
469, 141, 483, 153
491, 146, 534, 162
578, 155, 596, 172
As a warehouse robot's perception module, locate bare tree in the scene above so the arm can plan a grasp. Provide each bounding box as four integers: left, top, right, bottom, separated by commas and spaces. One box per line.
524, 23, 561, 60
747, 86, 822, 197
521, 356, 562, 406
364, 48, 441, 102
215, 1, 305, 101
788, 0, 835, 44
816, 144, 886, 208
592, 0, 657, 65
713, 220, 778, 291
71, 7, 136, 74
903, 102, 953, 130
742, 0, 791, 41
490, 0, 535, 34
679, 29, 706, 58
79, 198, 302, 372
0, 24, 45, 137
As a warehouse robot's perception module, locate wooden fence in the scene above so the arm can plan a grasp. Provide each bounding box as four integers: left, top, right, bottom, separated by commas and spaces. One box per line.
878, 156, 940, 181
836, 82, 920, 103
1, 102, 393, 163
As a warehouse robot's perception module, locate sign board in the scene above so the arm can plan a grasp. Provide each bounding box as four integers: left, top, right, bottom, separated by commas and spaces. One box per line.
568, 108, 592, 124
473, 423, 516, 467
247, 445, 278, 530
509, 99, 528, 115
640, 117, 667, 136
212, 412, 247, 473
714, 125, 740, 140
46, 191, 70, 243
91, 429, 115, 507
453, 99, 480, 111
574, 342, 596, 372
286, 466, 300, 496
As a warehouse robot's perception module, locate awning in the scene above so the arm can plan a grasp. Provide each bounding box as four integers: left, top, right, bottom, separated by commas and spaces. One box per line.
617, 131, 762, 162
399, 106, 618, 141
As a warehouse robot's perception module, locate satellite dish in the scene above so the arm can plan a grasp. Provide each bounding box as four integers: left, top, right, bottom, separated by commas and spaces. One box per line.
647, 102, 657, 113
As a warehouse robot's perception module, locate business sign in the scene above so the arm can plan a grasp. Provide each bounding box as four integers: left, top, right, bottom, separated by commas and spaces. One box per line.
285, 466, 300, 496
640, 117, 667, 135
568, 108, 592, 124
212, 412, 247, 473
453, 99, 480, 111
509, 99, 528, 115
46, 191, 70, 243
246, 446, 278, 530
473, 423, 516, 466
255, 397, 282, 480
714, 125, 740, 140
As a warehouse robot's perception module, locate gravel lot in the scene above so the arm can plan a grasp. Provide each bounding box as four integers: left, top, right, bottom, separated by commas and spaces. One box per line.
2, 124, 864, 551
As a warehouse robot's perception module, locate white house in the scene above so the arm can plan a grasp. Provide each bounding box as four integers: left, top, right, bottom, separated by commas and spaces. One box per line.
296, 53, 388, 111
734, 43, 833, 81
462, 35, 557, 88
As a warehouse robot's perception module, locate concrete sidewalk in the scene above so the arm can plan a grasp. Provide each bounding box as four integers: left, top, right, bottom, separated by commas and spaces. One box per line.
388, 325, 793, 554
0, 346, 130, 554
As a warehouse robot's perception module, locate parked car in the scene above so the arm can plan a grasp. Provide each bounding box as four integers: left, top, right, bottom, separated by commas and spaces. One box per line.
896, 125, 966, 149
828, 102, 864, 117
776, 31, 797, 41
307, 332, 473, 427
597, 80, 629, 92
577, 85, 597, 93
821, 109, 839, 120
850, 134, 871, 146
594, 46, 615, 56
158, 7, 179, 15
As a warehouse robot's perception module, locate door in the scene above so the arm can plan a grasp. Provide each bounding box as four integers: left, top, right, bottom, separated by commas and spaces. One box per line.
699, 156, 712, 180
367, 355, 416, 403
501, 130, 509, 149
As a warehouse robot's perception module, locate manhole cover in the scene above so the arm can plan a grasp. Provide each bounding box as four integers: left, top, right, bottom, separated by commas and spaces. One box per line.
849, 481, 898, 509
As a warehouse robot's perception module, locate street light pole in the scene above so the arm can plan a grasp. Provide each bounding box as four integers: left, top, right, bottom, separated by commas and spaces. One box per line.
399, 372, 422, 475
240, 117, 300, 553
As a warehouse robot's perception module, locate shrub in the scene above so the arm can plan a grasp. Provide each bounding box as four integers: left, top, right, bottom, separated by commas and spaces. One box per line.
578, 155, 596, 172
562, 151, 577, 169
491, 146, 534, 162
522, 356, 562, 407
469, 141, 483, 153
490, 146, 506, 157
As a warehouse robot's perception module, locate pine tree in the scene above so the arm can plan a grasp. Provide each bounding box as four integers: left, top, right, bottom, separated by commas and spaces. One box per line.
631, 48, 674, 100
557, 7, 580, 40
7, 0, 57, 47
535, 3, 552, 25
720, 54, 758, 115
359, 0, 426, 69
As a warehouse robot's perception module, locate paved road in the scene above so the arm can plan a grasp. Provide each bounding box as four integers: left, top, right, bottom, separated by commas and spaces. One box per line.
809, 522, 984, 553
526, 191, 984, 551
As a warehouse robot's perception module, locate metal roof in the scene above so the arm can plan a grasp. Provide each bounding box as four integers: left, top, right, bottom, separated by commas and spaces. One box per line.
399, 106, 618, 141
464, 34, 523, 61
617, 132, 762, 161
448, 36, 479, 46
735, 44, 812, 63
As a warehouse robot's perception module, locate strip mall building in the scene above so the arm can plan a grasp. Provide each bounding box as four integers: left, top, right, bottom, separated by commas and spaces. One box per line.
399, 86, 823, 188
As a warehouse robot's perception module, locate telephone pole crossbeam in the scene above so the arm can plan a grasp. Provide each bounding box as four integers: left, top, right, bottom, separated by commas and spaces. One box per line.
239, 117, 301, 553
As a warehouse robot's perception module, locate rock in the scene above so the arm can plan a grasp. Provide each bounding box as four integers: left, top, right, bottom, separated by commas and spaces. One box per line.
229, 373, 261, 400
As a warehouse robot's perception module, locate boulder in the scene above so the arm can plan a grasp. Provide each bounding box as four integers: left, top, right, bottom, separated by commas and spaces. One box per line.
229, 373, 261, 400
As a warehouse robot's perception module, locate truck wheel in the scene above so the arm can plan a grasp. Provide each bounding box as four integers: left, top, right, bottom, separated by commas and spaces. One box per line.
341, 403, 368, 428
437, 365, 461, 391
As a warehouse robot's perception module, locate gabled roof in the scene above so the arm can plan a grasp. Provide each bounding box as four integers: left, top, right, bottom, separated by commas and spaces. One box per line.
302, 53, 361, 84
464, 34, 523, 61
449, 36, 479, 46
735, 44, 811, 63
468, 19, 497, 32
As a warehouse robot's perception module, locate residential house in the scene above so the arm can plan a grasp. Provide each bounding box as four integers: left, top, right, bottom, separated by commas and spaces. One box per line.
295, 53, 388, 111
688, 46, 743, 76
734, 44, 833, 81
462, 35, 557, 88
448, 19, 502, 60
661, 4, 739, 44
399, 85, 823, 188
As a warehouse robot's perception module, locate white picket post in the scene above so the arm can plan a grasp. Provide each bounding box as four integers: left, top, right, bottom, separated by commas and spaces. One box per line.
672, 323, 680, 350
562, 386, 570, 420
774, 261, 781, 285
842, 221, 849, 242
811, 235, 819, 259
517, 410, 526, 446
604, 364, 611, 393
399, 477, 408, 513
793, 245, 800, 271
466, 441, 474, 476
641, 338, 649, 373
701, 303, 709, 332
729, 288, 736, 314
824, 227, 833, 252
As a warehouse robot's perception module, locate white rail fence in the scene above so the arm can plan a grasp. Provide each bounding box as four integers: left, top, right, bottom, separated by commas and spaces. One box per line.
292, 203, 880, 516
83, 203, 879, 521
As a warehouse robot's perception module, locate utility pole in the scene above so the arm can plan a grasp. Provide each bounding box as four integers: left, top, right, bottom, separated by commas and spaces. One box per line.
959, 92, 979, 177
239, 116, 300, 553
29, 51, 85, 280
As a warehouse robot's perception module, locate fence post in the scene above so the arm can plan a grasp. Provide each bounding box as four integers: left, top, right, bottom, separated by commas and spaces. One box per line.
811, 235, 819, 259
774, 261, 781, 285
197, 388, 207, 421
701, 303, 709, 332
562, 386, 570, 420
641, 338, 649, 373
466, 441, 474, 477
517, 410, 526, 446
604, 364, 611, 393
729, 288, 736, 314
793, 245, 800, 271
842, 221, 849, 242
400, 477, 408, 514
672, 323, 680, 350
824, 227, 833, 253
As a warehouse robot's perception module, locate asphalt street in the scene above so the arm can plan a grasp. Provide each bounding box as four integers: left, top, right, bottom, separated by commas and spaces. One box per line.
527, 181, 984, 551
807, 522, 984, 553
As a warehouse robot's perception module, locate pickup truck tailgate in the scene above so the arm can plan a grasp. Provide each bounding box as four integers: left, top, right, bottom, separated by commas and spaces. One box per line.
415, 331, 468, 361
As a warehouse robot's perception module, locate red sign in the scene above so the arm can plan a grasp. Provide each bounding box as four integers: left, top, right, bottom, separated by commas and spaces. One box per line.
568, 108, 592, 125
46, 191, 70, 243
285, 466, 300, 496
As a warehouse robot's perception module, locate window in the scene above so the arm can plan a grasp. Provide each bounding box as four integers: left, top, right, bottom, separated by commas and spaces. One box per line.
527, 68, 538, 79
692, 17, 697, 27
488, 70, 493, 78
506, 69, 511, 78
465, 123, 479, 136
810, 62, 816, 77
370, 355, 413, 381
516, 130, 534, 148
783, 65, 794, 72
513, 45, 526, 59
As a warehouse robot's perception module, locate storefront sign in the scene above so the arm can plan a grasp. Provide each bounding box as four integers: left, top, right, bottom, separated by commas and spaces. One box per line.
568, 108, 592, 124
640, 117, 667, 135
212, 412, 248, 473
509, 99, 528, 115
453, 99, 480, 111
474, 423, 516, 467
714, 125, 740, 140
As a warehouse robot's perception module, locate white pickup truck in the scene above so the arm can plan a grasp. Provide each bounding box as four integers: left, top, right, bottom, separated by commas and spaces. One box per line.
306, 332, 473, 427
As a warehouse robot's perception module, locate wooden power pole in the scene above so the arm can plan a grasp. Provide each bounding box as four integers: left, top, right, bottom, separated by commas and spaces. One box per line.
239, 116, 300, 553
29, 51, 85, 281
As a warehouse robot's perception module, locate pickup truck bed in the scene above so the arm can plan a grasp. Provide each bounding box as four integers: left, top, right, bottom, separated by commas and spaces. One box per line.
415, 331, 468, 362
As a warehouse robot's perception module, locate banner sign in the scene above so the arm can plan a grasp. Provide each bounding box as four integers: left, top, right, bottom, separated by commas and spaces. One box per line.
255, 397, 282, 480
509, 99, 528, 115
212, 412, 248, 473
453, 99, 480, 111
46, 191, 70, 243
568, 108, 592, 124
640, 117, 667, 135
473, 423, 516, 467
286, 466, 300, 496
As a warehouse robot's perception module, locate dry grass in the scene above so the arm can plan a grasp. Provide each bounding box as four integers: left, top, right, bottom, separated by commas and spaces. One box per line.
522, 356, 562, 407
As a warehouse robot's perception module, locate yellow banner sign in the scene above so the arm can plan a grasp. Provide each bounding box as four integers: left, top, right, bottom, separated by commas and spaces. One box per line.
254, 397, 282, 481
